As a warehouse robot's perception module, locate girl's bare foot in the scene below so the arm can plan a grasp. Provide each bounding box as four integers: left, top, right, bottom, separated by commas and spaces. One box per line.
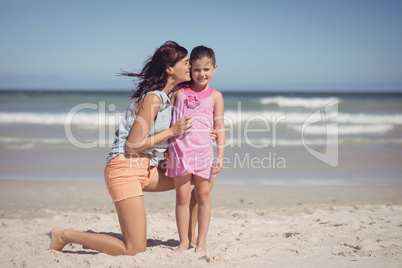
49, 227, 66, 251
189, 240, 197, 248
189, 233, 197, 248
190, 238, 197, 248
195, 243, 206, 253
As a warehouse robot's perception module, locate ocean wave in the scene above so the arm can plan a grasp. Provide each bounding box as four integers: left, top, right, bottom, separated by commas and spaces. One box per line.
226, 138, 331, 147
226, 137, 402, 147
0, 136, 69, 150
2, 111, 402, 136
0, 136, 68, 144
0, 136, 113, 150
337, 113, 402, 124
260, 96, 339, 109
224, 110, 402, 126
294, 124, 394, 135
2, 134, 402, 151
0, 112, 122, 128
0, 112, 66, 125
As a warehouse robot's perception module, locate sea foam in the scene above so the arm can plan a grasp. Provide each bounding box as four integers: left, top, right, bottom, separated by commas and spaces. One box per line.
260, 96, 339, 109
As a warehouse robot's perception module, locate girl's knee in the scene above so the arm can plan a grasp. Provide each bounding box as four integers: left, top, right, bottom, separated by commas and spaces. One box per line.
176, 193, 191, 206
195, 190, 210, 204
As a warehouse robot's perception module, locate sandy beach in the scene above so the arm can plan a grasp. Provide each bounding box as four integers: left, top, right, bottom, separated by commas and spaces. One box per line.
1, 180, 402, 267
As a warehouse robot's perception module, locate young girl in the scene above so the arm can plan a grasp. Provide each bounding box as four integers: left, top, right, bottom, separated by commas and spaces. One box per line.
166, 46, 225, 252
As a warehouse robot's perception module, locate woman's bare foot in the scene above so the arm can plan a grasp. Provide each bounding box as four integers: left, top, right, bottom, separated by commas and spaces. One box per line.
49, 227, 67, 251
174, 241, 189, 252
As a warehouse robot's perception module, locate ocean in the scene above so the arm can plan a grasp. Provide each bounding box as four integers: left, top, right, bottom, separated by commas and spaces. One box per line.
1, 90, 401, 185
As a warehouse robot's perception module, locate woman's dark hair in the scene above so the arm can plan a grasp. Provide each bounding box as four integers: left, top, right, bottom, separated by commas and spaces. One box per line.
120, 41, 188, 101
190, 45, 216, 65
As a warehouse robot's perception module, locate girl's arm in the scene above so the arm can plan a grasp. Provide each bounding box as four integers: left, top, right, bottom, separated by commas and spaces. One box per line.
212, 91, 225, 174
126, 94, 192, 154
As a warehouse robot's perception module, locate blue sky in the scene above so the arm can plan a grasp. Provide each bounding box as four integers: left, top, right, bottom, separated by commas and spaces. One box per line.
1, 0, 401, 92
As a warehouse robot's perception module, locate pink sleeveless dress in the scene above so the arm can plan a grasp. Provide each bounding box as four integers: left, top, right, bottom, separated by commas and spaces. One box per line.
166, 85, 215, 179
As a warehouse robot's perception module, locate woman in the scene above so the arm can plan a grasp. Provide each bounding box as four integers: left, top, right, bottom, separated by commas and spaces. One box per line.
50, 41, 211, 256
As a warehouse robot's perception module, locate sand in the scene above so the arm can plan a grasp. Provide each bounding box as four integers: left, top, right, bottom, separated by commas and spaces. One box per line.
1, 180, 402, 268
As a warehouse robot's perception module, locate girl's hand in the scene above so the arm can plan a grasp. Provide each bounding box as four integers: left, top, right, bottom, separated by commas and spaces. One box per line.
213, 157, 224, 174
210, 129, 217, 142
171, 116, 193, 136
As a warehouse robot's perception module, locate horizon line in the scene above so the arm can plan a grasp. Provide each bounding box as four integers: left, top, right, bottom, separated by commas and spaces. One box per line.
1, 88, 402, 94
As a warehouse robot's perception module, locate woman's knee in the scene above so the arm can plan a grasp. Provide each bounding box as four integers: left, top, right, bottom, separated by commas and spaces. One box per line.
126, 244, 146, 256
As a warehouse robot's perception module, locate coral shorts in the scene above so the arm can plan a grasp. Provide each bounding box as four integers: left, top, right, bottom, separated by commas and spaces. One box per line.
104, 153, 157, 202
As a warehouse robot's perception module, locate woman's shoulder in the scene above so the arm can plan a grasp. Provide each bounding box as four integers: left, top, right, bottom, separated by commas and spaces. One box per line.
145, 90, 170, 104
143, 93, 162, 104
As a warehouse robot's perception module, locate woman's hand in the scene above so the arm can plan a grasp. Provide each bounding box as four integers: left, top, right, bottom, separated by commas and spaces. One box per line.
212, 157, 224, 174
170, 116, 193, 136
210, 129, 217, 142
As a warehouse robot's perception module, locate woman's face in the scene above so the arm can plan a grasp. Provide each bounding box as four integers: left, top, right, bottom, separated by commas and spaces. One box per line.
170, 56, 191, 83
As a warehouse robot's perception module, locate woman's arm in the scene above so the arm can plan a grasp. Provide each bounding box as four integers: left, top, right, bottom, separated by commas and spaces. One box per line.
126, 94, 192, 154
170, 90, 180, 111
212, 91, 225, 174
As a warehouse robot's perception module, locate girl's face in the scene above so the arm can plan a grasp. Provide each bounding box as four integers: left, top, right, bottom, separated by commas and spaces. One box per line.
191, 57, 217, 90
170, 56, 191, 83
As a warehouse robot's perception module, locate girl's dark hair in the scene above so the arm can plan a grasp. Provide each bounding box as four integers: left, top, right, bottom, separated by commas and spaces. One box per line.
190, 45, 216, 65
120, 41, 188, 101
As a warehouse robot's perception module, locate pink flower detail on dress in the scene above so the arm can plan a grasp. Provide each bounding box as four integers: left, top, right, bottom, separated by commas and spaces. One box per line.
186, 95, 201, 109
